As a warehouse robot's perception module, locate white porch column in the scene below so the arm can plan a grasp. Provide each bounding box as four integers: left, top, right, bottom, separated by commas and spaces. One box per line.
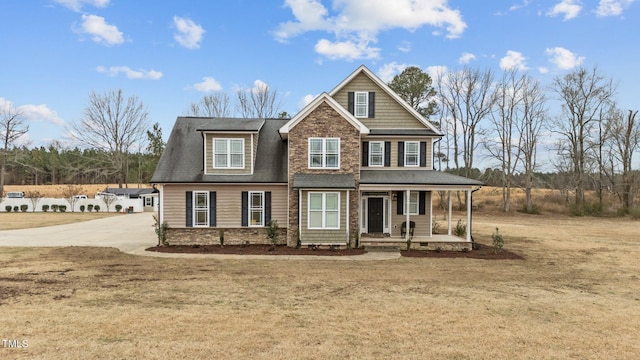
405, 190, 410, 241
429, 191, 433, 237
466, 189, 472, 242
447, 190, 452, 236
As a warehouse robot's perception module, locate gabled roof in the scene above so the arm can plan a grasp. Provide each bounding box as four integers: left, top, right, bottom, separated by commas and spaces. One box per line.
278, 92, 369, 139
194, 117, 264, 132
151, 117, 288, 183
329, 65, 442, 135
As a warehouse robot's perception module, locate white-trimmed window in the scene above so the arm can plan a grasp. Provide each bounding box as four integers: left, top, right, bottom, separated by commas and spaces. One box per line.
309, 138, 340, 169
214, 138, 244, 168
404, 192, 419, 215
249, 191, 264, 227
145, 196, 153, 207
369, 141, 384, 167
355, 92, 368, 118
308, 192, 340, 229
405, 141, 419, 167
193, 191, 209, 227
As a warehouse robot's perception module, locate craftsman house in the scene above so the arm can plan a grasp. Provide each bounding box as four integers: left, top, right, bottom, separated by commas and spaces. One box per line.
151, 65, 482, 249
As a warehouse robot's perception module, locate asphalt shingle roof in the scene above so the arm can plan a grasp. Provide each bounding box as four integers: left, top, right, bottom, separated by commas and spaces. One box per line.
367, 129, 439, 136
292, 173, 356, 189
360, 170, 483, 186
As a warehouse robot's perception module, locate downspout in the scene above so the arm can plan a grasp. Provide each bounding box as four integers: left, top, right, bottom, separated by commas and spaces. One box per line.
470, 185, 482, 249
432, 137, 442, 170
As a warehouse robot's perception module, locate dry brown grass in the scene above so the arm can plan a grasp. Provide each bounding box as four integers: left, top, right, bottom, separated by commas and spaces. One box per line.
0, 212, 120, 230
1, 213, 640, 359
3, 184, 151, 198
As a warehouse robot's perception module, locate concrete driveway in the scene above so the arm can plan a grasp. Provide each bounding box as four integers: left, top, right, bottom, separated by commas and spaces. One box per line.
0, 212, 157, 254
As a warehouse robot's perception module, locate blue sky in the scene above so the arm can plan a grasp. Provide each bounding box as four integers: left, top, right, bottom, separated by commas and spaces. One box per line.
1, 0, 638, 149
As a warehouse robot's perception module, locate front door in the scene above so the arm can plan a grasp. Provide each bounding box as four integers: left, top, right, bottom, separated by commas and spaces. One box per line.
367, 198, 384, 233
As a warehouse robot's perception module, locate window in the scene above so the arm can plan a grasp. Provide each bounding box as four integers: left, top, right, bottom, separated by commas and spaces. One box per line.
193, 191, 209, 227
369, 141, 384, 166
308, 192, 340, 229
145, 196, 153, 207
214, 138, 244, 168
404, 192, 419, 215
355, 92, 368, 118
249, 191, 264, 226
309, 138, 340, 169
405, 141, 419, 167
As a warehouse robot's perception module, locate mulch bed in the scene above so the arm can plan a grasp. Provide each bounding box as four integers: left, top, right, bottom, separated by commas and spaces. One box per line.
146, 242, 523, 259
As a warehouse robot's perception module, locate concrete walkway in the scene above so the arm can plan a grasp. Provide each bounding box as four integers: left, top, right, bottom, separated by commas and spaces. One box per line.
0, 213, 400, 261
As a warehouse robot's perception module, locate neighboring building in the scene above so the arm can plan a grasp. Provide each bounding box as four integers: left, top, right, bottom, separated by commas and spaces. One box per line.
102, 187, 159, 212
151, 65, 482, 249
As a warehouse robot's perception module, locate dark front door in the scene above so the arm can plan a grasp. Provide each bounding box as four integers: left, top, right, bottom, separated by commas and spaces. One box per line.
367, 198, 384, 233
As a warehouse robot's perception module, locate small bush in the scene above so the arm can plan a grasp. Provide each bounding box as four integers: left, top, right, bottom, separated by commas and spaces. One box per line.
87, 204, 94, 212
94, 205, 100, 212
115, 204, 122, 212
629, 207, 640, 220
13, 206, 19, 212
42, 204, 50, 212
153, 215, 170, 246
51, 204, 59, 212
5, 205, 12, 212
492, 227, 504, 254
570, 202, 602, 217
20, 204, 28, 212
59, 205, 67, 212
79, 205, 85, 212
454, 219, 466, 237
519, 202, 541, 215
219, 228, 225, 247
432, 219, 441, 234
267, 219, 279, 245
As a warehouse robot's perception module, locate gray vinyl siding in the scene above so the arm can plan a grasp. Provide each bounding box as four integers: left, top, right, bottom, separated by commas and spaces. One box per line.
162, 184, 287, 228
205, 133, 254, 175
333, 73, 425, 129
390, 192, 431, 237
362, 138, 433, 169
299, 190, 348, 244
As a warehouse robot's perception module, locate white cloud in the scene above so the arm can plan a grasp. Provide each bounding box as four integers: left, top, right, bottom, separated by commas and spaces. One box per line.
0, 98, 64, 126
173, 16, 205, 49
314, 39, 380, 61
54, 0, 109, 12
595, 0, 636, 16
426, 65, 448, 80
276, 0, 467, 60
538, 66, 549, 74
298, 94, 317, 109
193, 77, 222, 92
78, 14, 124, 46
96, 66, 162, 80
499, 50, 528, 71
547, 0, 582, 20
458, 52, 476, 64
397, 41, 411, 52
378, 62, 409, 83
545, 47, 585, 69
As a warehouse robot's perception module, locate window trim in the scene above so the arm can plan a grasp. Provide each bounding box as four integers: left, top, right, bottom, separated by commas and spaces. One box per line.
307, 192, 340, 230
368, 141, 384, 167
145, 196, 153, 207
308, 137, 340, 169
354, 91, 368, 118
193, 191, 210, 227
403, 192, 419, 215
404, 141, 420, 167
213, 138, 245, 169
248, 191, 265, 227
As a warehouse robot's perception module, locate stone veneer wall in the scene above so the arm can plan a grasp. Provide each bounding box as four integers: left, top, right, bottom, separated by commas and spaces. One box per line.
287, 101, 361, 247
167, 228, 287, 246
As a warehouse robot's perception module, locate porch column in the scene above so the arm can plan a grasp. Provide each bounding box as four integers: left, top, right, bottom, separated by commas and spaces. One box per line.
429, 191, 433, 237
466, 189, 472, 242
447, 190, 452, 236
405, 189, 410, 241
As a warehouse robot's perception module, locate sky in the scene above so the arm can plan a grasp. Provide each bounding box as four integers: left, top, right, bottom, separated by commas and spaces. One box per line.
1, 0, 639, 154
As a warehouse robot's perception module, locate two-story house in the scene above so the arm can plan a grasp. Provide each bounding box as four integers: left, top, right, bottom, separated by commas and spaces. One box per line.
151, 65, 482, 250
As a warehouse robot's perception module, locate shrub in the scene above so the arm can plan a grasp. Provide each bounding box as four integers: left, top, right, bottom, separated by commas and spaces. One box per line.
454, 219, 466, 237
115, 204, 122, 212
629, 207, 640, 220
432, 219, 441, 234
267, 219, 279, 245
219, 228, 225, 247
519, 202, 541, 215
5, 205, 12, 212
13, 206, 19, 212
569, 202, 602, 217
59, 205, 67, 212
42, 204, 50, 212
492, 227, 504, 254
153, 215, 170, 246
87, 204, 94, 212
79, 205, 85, 212
51, 204, 59, 212
94, 205, 100, 212
20, 204, 28, 212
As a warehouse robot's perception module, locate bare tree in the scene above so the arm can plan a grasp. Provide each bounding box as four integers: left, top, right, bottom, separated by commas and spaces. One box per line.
236, 81, 282, 118
606, 109, 640, 211
69, 89, 150, 188
551, 66, 616, 209
26, 190, 44, 212
1, 106, 28, 197
188, 92, 231, 117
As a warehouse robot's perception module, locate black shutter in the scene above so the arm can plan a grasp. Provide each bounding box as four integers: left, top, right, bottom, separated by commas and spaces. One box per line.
348, 92, 354, 114
241, 191, 248, 227
384, 141, 391, 167
398, 141, 405, 167
368, 92, 375, 118
185, 191, 193, 227
420, 141, 427, 167
397, 191, 404, 215
419, 191, 426, 215
209, 192, 216, 227
362, 141, 369, 166
265, 192, 272, 225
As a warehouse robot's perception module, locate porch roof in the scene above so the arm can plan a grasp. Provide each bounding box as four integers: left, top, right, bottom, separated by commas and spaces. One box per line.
360, 170, 483, 187
293, 173, 356, 189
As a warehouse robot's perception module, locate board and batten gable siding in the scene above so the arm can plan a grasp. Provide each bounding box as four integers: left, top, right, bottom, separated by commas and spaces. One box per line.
299, 190, 348, 244
361, 138, 433, 169
162, 184, 287, 228
204, 133, 254, 175
333, 73, 425, 129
